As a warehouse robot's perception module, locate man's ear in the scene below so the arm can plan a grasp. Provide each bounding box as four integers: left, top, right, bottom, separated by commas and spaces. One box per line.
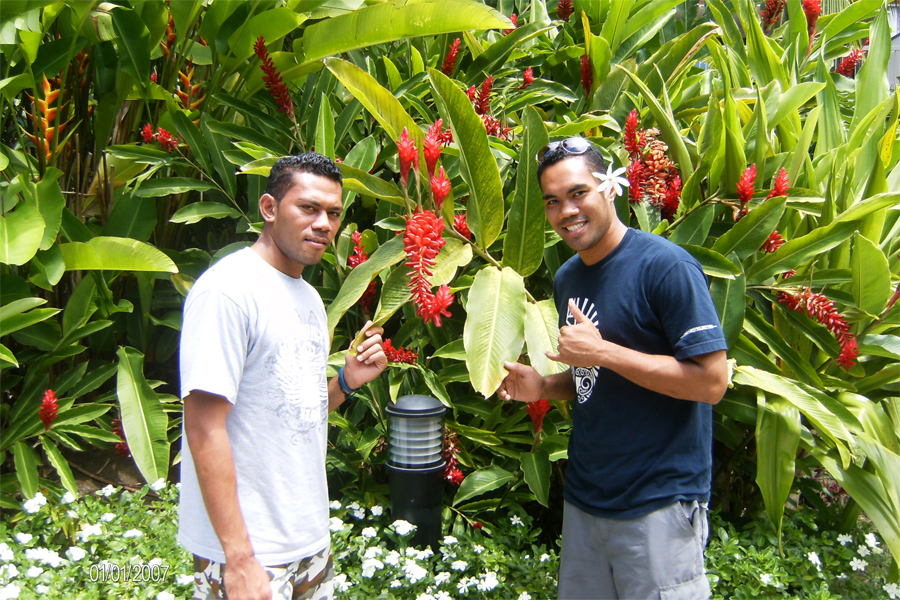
259, 193, 277, 224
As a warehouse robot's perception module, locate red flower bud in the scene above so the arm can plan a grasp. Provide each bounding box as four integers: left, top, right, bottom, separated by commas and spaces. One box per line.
453, 212, 471, 240
424, 120, 445, 178
397, 127, 419, 187
521, 67, 534, 90
526, 399, 551, 435
580, 55, 592, 101
431, 166, 451, 211
766, 167, 790, 201
141, 123, 155, 143
737, 164, 757, 209
557, 0, 573, 22
624, 110, 640, 158
442, 38, 462, 76
254, 37, 294, 117
475, 76, 493, 115
504, 13, 518, 36
39, 389, 58, 430
802, 0, 820, 37
384, 339, 418, 364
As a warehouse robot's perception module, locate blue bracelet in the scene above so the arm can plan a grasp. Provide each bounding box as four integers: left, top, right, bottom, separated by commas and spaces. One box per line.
338, 366, 360, 397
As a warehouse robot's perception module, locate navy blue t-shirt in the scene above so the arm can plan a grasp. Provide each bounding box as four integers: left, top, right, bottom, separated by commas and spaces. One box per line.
553, 228, 727, 519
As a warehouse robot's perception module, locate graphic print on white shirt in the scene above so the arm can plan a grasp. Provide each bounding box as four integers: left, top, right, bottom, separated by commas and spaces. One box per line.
566, 297, 601, 404
266, 308, 329, 442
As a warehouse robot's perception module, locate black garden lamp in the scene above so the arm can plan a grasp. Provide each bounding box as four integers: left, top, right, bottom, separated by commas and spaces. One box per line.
385, 394, 446, 549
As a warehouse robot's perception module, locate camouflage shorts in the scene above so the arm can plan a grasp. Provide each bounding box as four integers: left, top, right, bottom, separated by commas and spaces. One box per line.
193, 546, 334, 600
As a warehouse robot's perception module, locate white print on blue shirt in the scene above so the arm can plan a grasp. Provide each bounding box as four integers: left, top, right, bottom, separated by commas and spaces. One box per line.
567, 298, 600, 404
679, 323, 718, 341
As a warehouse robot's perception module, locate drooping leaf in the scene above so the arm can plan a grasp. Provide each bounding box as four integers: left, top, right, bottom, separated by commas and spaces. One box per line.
41, 436, 78, 496
59, 237, 178, 273
710, 252, 745, 350
755, 393, 800, 544
521, 448, 551, 507
110, 6, 150, 83
0, 201, 45, 266
679, 245, 740, 279
169, 202, 241, 225
524, 300, 567, 377
135, 178, 220, 197
746, 220, 857, 282
712, 196, 787, 260
116, 347, 170, 484
452, 465, 515, 506
12, 441, 38, 499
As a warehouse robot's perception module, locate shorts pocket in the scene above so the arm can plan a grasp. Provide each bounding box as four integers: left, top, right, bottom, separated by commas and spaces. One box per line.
659, 572, 711, 600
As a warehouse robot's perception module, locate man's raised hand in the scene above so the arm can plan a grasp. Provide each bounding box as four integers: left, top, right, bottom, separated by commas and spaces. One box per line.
498, 361, 544, 403
546, 300, 605, 368
342, 320, 388, 389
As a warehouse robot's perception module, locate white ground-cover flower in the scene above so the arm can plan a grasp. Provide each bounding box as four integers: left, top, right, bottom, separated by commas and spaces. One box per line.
390, 580, 403, 588
24, 548, 62, 568
760, 573, 773, 585
392, 519, 416, 536
13, 534, 32, 545
175, 574, 194, 586
122, 529, 143, 538
352, 508, 365, 519
510, 515, 524, 527
150, 478, 166, 492
884, 582, 900, 599
361, 527, 377, 538
593, 165, 630, 197
451, 560, 468, 571
100, 513, 116, 522
837, 534, 853, 545
363, 547, 383, 559
148, 558, 163, 567
435, 591, 452, 600
25, 567, 43, 578
370, 505, 384, 516
518, 593, 532, 600
329, 500, 341, 510
406, 547, 419, 558
76, 524, 102, 542
98, 485, 116, 497
1, 565, 19, 579
361, 558, 384, 578
60, 492, 76, 505
0, 544, 13, 562
415, 548, 433, 561
865, 532, 879, 548
442, 535, 458, 545
347, 502, 360, 510
476, 571, 499, 592
404, 560, 428, 583
22, 492, 47, 514
332, 574, 352, 592
807, 551, 821, 572
473, 544, 484, 554
156, 592, 175, 600
850, 557, 867, 571
415, 594, 435, 600
384, 550, 401, 566
858, 545, 871, 557
539, 553, 550, 562
0, 584, 20, 600
435, 572, 451, 585
35, 587, 49, 595
329, 517, 345, 532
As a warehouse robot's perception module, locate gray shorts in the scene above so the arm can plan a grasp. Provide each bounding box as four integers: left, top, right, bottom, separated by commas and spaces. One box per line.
558, 500, 711, 600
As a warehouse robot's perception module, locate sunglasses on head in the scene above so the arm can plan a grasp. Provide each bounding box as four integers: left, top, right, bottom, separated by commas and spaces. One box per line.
536, 137, 593, 162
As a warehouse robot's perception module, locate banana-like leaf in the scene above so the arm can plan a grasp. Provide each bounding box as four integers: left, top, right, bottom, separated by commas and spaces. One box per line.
788, 105, 821, 186
464, 267, 526, 397
710, 253, 745, 350
744, 310, 823, 388
428, 68, 504, 249
679, 245, 740, 279
746, 220, 857, 282
503, 107, 547, 277
170, 202, 241, 225
521, 448, 551, 507
116, 347, 170, 484
755, 392, 800, 544
850, 236, 891, 325
59, 237, 178, 272
226, 8, 306, 66
201, 114, 237, 199
0, 201, 45, 266
815, 54, 847, 155
524, 300, 567, 377
35, 174, 65, 251
327, 236, 406, 334
13, 441, 38, 499
712, 196, 787, 260
771, 83, 825, 130
339, 164, 405, 207
465, 22, 553, 85
1, 308, 60, 337
852, 7, 890, 132
41, 436, 78, 496
316, 92, 335, 161
0, 343, 17, 367
301, 0, 509, 64
452, 465, 515, 506
110, 6, 150, 83
135, 178, 219, 197
833, 192, 900, 226
1, 297, 47, 323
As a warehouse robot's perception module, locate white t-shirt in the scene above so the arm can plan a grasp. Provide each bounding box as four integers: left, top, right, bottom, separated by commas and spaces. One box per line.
178, 248, 330, 565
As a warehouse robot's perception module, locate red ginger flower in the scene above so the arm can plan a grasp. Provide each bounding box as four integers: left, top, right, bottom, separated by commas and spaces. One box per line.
348, 231, 368, 268
526, 399, 551, 435
150, 70, 158, 83
837, 337, 858, 371
521, 67, 534, 90
383, 339, 418, 364
404, 211, 453, 326
836, 48, 866, 78
454, 212, 471, 240
802, 0, 820, 37
442, 38, 462, 76
467, 85, 477, 102
39, 389, 58, 430
422, 284, 454, 327
444, 432, 464, 484
737, 164, 757, 208
557, 0, 573, 22
766, 168, 790, 200
112, 419, 131, 457
778, 288, 857, 370
661, 175, 682, 221
504, 13, 518, 35
254, 37, 294, 117
424, 120, 446, 178
475, 76, 493, 115
760, 0, 785, 26
431, 166, 451, 211
762, 230, 785, 253
141, 123, 155, 143
627, 161, 646, 204
624, 110, 641, 159
580, 54, 592, 100
397, 127, 419, 187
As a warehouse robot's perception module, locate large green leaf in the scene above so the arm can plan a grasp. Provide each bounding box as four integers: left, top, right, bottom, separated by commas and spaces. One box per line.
711, 196, 787, 260
116, 347, 169, 484
850, 235, 891, 322
59, 237, 178, 272
743, 310, 822, 388
301, 0, 509, 64
315, 92, 335, 161
12, 441, 38, 499
452, 465, 515, 506
521, 448, 551, 507
428, 68, 504, 249
679, 245, 740, 279
339, 164, 405, 207
226, 8, 306, 66
0, 201, 45, 266
201, 114, 237, 198
503, 107, 547, 277
851, 6, 890, 132
524, 300, 567, 377
771, 83, 825, 130
755, 393, 800, 544
710, 253, 745, 350
135, 178, 219, 197
746, 220, 857, 282
464, 267, 526, 397
41, 436, 77, 496
169, 202, 241, 225
34, 174, 65, 251
744, 0, 787, 87
327, 236, 406, 334
110, 6, 150, 83
833, 192, 900, 226
465, 21, 553, 85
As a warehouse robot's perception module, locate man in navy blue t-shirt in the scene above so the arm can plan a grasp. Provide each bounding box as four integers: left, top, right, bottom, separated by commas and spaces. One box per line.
498, 138, 728, 599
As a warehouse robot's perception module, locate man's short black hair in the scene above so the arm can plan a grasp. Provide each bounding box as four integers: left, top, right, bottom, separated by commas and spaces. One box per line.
266, 153, 342, 201
536, 141, 608, 184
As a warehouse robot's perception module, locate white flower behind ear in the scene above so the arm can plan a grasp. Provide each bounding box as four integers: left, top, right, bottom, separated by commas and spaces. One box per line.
593, 165, 629, 197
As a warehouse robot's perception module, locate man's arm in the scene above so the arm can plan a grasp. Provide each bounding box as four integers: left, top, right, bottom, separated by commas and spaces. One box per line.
327, 320, 387, 412
183, 391, 272, 600
547, 300, 728, 404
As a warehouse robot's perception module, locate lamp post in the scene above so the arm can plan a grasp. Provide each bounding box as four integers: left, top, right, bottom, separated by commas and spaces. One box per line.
385, 394, 446, 549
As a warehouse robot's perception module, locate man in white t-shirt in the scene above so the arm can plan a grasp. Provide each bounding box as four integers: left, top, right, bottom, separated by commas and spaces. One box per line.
179, 154, 387, 600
